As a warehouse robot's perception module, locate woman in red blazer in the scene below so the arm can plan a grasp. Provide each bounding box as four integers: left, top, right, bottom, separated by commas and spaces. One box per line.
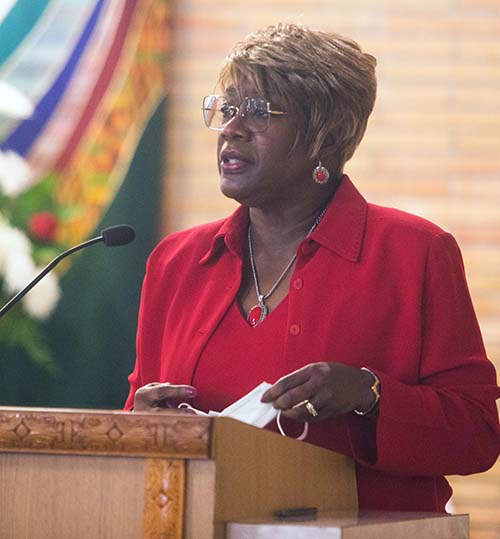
126, 23, 500, 512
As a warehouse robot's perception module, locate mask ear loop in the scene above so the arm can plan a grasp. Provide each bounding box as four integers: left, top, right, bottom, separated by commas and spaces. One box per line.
178, 402, 210, 416
179, 405, 308, 440
277, 410, 309, 441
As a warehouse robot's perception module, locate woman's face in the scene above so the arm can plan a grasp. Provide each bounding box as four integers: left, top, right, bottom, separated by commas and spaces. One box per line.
216, 84, 313, 209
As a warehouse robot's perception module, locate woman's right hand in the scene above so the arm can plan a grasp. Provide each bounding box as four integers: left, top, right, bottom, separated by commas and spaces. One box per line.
133, 382, 198, 411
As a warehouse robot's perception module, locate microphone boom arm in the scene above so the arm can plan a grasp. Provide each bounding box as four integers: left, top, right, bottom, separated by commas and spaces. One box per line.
0, 235, 103, 319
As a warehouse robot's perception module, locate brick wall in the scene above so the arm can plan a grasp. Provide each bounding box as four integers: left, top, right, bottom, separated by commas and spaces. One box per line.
162, 2, 500, 537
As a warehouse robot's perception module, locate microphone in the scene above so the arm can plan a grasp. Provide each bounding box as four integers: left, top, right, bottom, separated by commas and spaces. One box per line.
0, 224, 135, 319
101, 224, 136, 246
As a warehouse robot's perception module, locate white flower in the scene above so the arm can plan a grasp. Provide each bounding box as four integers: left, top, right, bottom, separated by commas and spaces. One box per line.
0, 150, 33, 197
0, 221, 32, 272
2, 251, 37, 294
22, 270, 61, 320
0, 221, 61, 320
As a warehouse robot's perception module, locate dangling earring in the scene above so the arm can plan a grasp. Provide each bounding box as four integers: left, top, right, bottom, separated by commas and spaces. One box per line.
312, 161, 330, 184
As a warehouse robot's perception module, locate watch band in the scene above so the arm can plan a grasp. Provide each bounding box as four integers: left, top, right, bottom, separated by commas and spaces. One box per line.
353, 367, 381, 416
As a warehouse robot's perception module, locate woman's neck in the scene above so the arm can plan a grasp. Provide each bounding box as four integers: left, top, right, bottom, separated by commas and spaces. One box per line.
247, 192, 333, 254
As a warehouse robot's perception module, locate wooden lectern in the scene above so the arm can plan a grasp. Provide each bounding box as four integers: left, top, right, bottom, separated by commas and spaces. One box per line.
0, 407, 357, 539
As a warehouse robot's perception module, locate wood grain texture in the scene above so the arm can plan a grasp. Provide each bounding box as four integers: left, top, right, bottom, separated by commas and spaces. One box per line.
0, 407, 210, 458
143, 458, 185, 539
211, 417, 357, 521
184, 460, 217, 539
0, 411, 357, 538
0, 453, 146, 539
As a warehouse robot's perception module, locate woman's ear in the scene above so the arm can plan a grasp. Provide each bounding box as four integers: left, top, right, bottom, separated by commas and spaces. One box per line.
317, 134, 337, 170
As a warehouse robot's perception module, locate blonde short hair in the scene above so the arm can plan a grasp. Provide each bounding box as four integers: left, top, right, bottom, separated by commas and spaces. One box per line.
218, 23, 377, 172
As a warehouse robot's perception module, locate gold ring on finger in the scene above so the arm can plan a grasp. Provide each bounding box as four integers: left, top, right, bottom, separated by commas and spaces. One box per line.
305, 400, 319, 417
292, 399, 319, 417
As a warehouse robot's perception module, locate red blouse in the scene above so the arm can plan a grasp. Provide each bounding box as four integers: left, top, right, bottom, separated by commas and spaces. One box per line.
125, 175, 500, 512
191, 300, 290, 413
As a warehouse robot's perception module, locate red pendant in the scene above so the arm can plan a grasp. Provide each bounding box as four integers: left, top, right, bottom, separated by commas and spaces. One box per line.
247, 305, 263, 327
247, 303, 268, 327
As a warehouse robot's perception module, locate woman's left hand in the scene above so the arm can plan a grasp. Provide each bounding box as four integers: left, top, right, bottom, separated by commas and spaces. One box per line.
261, 362, 375, 421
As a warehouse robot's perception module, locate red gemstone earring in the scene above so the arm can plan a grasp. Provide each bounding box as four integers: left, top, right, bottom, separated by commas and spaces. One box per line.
312, 161, 330, 184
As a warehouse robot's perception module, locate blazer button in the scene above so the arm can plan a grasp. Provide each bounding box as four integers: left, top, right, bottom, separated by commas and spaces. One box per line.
289, 323, 301, 335
292, 277, 303, 290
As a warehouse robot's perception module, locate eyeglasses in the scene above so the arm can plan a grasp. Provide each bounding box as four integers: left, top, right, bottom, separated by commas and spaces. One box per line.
202, 95, 287, 133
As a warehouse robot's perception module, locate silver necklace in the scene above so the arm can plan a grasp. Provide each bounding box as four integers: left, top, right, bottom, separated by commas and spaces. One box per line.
246, 206, 328, 327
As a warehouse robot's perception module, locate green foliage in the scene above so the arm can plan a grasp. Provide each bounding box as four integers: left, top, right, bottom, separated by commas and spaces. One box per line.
9, 174, 58, 228
0, 301, 58, 374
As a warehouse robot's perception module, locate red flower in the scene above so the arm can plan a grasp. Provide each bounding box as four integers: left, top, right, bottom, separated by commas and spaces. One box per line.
29, 212, 58, 242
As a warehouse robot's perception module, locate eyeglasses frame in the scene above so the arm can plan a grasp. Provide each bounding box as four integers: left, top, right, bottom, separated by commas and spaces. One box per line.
202, 95, 287, 132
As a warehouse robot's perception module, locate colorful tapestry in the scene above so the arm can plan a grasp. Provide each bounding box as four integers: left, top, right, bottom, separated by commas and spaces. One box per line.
0, 0, 168, 244
0, 0, 169, 404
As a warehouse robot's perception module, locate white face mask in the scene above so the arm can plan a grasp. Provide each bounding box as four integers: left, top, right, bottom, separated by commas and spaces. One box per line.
217, 381, 277, 427
178, 381, 308, 440
179, 382, 277, 428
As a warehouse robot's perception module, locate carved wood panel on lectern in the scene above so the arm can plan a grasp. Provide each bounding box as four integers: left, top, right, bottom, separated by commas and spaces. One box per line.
0, 408, 210, 458
143, 458, 185, 539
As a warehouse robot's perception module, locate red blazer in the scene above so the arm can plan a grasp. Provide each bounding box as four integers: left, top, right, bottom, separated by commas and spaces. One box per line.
126, 175, 500, 511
